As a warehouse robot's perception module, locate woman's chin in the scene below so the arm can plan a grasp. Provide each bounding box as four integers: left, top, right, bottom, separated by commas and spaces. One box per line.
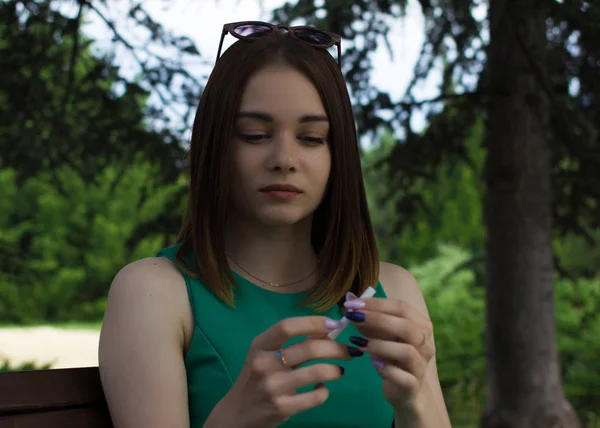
255, 209, 313, 227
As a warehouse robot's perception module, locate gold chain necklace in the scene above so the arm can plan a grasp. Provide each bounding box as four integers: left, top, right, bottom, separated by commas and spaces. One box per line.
226, 252, 319, 288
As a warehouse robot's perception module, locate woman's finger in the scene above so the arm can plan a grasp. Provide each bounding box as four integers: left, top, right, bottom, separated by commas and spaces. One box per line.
346, 310, 428, 348
265, 363, 345, 395
254, 316, 344, 351
271, 386, 331, 418
345, 297, 430, 325
279, 338, 362, 369
355, 338, 428, 381
371, 360, 420, 396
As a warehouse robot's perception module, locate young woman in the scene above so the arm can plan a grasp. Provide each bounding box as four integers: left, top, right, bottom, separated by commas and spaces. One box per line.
98, 22, 451, 428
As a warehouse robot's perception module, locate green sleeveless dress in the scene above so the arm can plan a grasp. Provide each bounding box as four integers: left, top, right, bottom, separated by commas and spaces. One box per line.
157, 245, 394, 427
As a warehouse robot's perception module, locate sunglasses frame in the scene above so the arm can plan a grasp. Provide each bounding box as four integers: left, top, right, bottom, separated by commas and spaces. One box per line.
216, 21, 342, 67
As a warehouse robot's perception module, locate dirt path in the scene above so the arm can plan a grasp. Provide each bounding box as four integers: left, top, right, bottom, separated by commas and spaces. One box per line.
0, 326, 100, 369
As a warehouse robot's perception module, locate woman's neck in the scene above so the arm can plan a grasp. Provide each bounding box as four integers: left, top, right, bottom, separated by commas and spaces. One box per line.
224, 217, 319, 292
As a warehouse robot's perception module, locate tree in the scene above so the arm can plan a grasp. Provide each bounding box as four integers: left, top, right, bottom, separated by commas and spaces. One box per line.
482, 0, 578, 425
0, 0, 203, 183
272, 0, 598, 426
0, 0, 198, 250
0, 0, 190, 323
363, 119, 485, 269
0, 160, 184, 323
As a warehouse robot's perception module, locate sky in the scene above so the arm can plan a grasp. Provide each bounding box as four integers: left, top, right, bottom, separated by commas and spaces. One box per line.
79, 0, 442, 135
141, 0, 433, 100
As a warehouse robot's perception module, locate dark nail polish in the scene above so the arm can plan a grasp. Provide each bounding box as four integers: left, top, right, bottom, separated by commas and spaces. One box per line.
313, 382, 325, 390
349, 336, 369, 347
338, 365, 345, 376
345, 311, 365, 322
347, 346, 364, 357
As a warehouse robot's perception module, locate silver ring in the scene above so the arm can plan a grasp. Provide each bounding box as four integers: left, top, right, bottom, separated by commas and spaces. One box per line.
275, 348, 289, 367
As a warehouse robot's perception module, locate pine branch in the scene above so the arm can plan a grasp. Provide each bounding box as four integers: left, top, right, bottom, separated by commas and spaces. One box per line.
86, 2, 183, 121
395, 91, 481, 111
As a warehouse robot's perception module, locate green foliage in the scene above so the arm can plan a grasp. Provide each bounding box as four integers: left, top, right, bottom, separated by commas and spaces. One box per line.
364, 116, 600, 278
274, 0, 599, 246
0, 160, 185, 323
555, 229, 600, 278
0, 359, 52, 372
365, 119, 486, 268
412, 245, 600, 427
410, 245, 486, 426
0, 0, 192, 324
0, 1, 198, 183
555, 276, 600, 414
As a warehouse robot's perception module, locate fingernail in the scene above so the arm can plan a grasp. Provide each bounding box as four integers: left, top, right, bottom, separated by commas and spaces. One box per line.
344, 299, 366, 310
325, 318, 344, 329
345, 311, 365, 322
338, 365, 345, 376
313, 382, 325, 390
345, 291, 358, 301
371, 357, 385, 369
349, 336, 369, 347
347, 346, 364, 357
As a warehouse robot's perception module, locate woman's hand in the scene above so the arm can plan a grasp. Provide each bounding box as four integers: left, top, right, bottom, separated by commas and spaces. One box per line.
209, 316, 364, 428
343, 297, 436, 411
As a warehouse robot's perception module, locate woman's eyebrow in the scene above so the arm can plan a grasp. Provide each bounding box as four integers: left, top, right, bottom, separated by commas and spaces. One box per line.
237, 111, 328, 123
299, 115, 328, 123
237, 112, 273, 122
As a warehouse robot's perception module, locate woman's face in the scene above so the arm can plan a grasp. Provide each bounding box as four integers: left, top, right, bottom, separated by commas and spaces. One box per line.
229, 64, 332, 228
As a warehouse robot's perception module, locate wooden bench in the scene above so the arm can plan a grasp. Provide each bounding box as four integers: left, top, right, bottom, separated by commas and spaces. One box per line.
0, 366, 113, 427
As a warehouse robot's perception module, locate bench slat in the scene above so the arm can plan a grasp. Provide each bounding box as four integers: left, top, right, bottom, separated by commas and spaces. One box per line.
0, 405, 113, 428
0, 367, 105, 414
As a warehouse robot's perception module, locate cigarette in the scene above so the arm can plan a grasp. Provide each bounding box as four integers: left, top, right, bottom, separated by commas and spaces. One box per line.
327, 286, 376, 340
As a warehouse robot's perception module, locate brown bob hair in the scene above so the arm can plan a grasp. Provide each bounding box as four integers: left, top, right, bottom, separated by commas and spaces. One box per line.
175, 31, 379, 312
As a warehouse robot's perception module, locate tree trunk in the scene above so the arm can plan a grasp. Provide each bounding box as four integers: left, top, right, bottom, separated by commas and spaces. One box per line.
482, 0, 580, 427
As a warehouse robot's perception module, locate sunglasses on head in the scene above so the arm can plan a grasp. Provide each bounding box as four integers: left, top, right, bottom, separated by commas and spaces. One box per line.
216, 21, 342, 67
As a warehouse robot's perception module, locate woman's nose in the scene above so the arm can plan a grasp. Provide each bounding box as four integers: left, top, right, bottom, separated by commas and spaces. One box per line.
267, 131, 298, 172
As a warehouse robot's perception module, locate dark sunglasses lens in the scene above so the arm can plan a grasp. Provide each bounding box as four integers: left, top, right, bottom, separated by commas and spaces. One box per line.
294, 28, 333, 45
233, 24, 272, 38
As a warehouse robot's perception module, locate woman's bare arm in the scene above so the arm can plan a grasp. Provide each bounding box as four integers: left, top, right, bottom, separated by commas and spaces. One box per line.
98, 257, 192, 428
379, 262, 452, 428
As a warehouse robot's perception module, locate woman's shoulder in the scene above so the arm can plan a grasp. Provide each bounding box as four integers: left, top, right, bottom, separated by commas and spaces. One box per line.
109, 255, 190, 305
98, 257, 192, 427
378, 261, 418, 293
105, 256, 192, 332
113, 256, 183, 287
378, 261, 430, 317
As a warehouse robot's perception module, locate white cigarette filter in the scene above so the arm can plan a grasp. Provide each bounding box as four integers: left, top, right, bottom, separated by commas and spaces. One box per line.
327, 286, 376, 340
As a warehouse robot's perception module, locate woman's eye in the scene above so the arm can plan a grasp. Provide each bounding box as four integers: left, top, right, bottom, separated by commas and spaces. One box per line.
240, 134, 270, 143
301, 136, 325, 145
239, 133, 325, 145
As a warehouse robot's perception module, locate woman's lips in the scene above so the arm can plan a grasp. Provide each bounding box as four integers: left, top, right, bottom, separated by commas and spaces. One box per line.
261, 190, 301, 200
259, 184, 302, 193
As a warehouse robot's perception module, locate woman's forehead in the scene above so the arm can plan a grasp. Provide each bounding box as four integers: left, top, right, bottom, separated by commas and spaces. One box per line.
239, 66, 327, 118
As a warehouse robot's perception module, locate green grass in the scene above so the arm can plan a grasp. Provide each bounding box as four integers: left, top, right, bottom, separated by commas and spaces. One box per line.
0, 321, 102, 331
0, 359, 53, 372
